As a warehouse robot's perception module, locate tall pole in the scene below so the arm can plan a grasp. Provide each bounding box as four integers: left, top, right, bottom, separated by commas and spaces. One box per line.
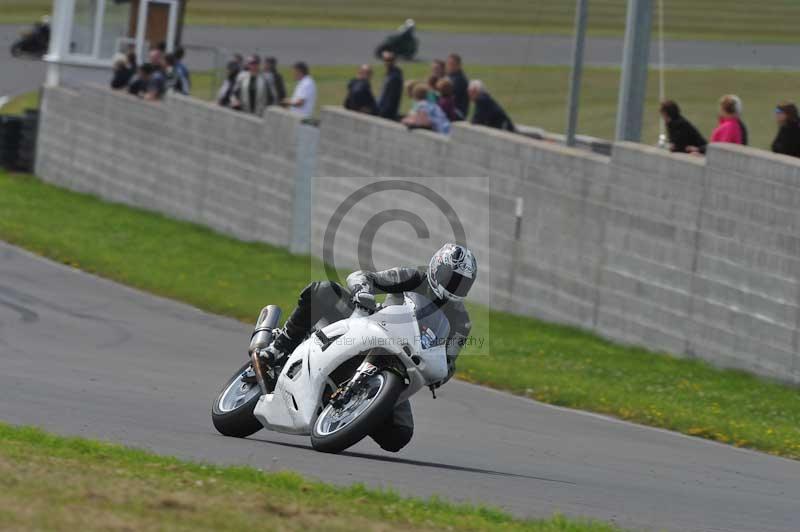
565, 0, 588, 148
615, 0, 653, 142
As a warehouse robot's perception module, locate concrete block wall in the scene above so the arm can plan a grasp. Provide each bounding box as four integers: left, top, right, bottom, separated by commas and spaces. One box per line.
35, 91, 800, 382
313, 107, 800, 383
36, 85, 302, 248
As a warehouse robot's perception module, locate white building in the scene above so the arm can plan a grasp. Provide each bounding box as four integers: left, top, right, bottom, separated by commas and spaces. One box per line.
45, 0, 187, 86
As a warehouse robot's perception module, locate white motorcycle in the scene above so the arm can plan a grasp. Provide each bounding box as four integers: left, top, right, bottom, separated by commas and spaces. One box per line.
211, 291, 449, 453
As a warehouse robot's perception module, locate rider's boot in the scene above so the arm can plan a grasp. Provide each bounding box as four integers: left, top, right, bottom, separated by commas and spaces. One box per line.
263, 329, 297, 374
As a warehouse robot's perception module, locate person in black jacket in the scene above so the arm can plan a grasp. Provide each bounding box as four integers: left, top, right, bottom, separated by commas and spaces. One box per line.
110, 53, 134, 90
659, 100, 707, 154
468, 80, 514, 132
344, 64, 378, 115
772, 102, 800, 158
377, 51, 403, 120
264, 57, 286, 105
446, 53, 469, 119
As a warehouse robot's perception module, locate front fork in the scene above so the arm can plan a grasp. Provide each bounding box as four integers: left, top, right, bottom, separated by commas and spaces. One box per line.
248, 305, 282, 395
330, 350, 407, 409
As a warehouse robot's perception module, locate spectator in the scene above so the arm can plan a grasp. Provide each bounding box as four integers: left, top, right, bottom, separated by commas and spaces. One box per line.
146, 49, 167, 100
426, 75, 440, 103
446, 53, 469, 119
148, 48, 164, 70
771, 102, 800, 158
110, 52, 134, 90
173, 46, 191, 95
378, 50, 403, 120
126, 46, 137, 71
344, 64, 378, 115
232, 53, 244, 70
468, 80, 514, 132
232, 55, 269, 115
283, 61, 317, 119
164, 53, 189, 95
402, 83, 451, 134
128, 63, 154, 98
264, 57, 286, 105
217, 61, 241, 108
431, 59, 445, 84
659, 100, 707, 154
436, 78, 463, 122
729, 94, 748, 146
710, 95, 744, 145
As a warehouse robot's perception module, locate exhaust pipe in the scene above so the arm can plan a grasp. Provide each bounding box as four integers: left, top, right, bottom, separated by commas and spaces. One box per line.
249, 305, 281, 394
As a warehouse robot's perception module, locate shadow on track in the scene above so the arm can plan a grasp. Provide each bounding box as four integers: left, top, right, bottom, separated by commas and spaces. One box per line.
249, 435, 575, 484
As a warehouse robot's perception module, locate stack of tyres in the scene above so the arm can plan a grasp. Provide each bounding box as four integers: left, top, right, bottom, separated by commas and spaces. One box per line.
16, 110, 39, 172
0, 115, 22, 170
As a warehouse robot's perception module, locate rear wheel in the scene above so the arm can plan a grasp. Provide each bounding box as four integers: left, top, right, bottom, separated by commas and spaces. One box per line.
311, 370, 404, 454
10, 43, 23, 57
211, 361, 263, 438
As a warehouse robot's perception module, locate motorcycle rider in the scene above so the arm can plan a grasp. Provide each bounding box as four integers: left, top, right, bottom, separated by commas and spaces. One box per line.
264, 243, 477, 452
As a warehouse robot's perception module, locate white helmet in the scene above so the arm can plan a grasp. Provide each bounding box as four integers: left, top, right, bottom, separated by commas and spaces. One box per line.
427, 243, 477, 301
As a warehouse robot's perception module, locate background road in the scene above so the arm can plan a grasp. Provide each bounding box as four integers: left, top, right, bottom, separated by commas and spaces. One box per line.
1, 241, 799, 532
4, 24, 800, 99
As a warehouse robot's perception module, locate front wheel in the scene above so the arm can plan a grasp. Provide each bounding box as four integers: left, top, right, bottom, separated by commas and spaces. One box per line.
311, 370, 404, 454
212, 361, 263, 438
10, 43, 23, 57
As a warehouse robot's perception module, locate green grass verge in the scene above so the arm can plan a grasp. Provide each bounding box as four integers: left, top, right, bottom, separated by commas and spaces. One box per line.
0, 90, 39, 115
5, 0, 800, 42
1, 170, 799, 460
0, 422, 623, 531
8, 64, 799, 150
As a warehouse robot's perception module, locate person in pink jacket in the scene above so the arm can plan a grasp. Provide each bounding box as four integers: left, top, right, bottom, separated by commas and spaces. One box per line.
710, 95, 744, 145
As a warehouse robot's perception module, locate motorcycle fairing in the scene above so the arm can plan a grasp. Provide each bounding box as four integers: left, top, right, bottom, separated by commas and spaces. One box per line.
253, 297, 448, 435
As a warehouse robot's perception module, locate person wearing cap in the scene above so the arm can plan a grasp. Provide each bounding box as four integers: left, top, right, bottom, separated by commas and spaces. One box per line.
772, 102, 800, 158
377, 50, 404, 120
282, 61, 317, 119
232, 55, 269, 116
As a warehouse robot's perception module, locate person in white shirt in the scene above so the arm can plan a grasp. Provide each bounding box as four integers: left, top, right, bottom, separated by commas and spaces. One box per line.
282, 61, 316, 119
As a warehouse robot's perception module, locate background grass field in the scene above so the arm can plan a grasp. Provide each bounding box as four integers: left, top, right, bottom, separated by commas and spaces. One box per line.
4, 0, 800, 42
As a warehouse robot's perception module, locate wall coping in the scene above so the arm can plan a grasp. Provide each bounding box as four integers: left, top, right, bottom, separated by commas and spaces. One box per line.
707, 141, 800, 170
451, 122, 610, 162
612, 140, 706, 168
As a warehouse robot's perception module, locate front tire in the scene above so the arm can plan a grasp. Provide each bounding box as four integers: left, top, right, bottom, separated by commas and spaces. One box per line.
311, 370, 404, 454
212, 362, 263, 438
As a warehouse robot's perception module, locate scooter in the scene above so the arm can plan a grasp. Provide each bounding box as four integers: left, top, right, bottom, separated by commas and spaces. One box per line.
374, 19, 419, 60
10, 18, 50, 58
211, 291, 448, 453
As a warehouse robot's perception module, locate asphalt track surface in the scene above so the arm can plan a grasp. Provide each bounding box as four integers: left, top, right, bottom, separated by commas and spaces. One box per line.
2, 241, 800, 531
4, 23, 800, 99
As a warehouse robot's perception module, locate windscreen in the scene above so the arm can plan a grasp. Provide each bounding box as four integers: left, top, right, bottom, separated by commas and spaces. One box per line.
406, 292, 450, 350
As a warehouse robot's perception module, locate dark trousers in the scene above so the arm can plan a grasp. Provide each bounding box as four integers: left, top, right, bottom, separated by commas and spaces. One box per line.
284, 281, 414, 452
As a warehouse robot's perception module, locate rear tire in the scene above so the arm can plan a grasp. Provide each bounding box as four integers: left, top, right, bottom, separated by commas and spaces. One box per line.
10, 43, 22, 57
212, 362, 263, 438
311, 370, 404, 454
